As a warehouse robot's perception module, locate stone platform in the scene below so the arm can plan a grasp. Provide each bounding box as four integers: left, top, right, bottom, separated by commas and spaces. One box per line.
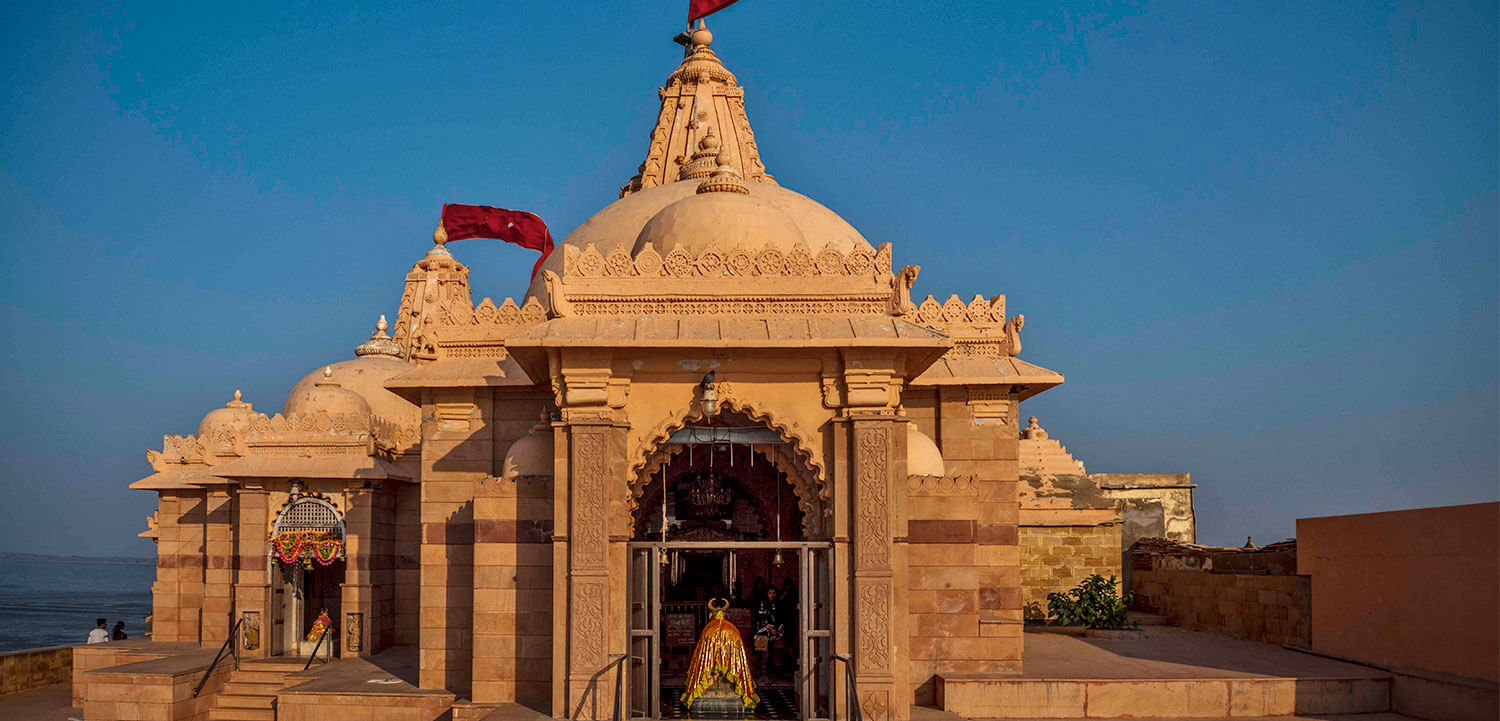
937, 628, 1392, 719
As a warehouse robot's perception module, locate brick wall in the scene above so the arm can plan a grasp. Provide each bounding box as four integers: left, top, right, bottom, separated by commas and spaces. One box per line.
1019, 525, 1122, 619
1131, 569, 1310, 646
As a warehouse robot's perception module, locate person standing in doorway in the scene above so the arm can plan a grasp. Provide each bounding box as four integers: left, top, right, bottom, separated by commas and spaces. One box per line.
87, 618, 109, 644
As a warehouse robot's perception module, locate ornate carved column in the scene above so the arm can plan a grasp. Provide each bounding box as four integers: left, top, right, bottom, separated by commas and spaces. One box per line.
565, 420, 614, 719
849, 414, 907, 721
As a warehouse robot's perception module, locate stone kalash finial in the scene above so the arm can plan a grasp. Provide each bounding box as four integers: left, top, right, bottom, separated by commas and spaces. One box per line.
1021, 416, 1049, 440
696, 154, 750, 195
678, 127, 723, 180
226, 389, 252, 411
355, 315, 404, 358
316, 366, 336, 385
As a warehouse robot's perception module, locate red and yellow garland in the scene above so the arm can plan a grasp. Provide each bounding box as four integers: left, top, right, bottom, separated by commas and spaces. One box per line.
272, 529, 345, 566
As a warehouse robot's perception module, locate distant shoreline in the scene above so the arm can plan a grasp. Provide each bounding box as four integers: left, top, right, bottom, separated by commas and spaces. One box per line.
0, 551, 153, 566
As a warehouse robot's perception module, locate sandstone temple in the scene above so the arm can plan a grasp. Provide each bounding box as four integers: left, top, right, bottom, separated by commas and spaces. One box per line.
113, 27, 1203, 721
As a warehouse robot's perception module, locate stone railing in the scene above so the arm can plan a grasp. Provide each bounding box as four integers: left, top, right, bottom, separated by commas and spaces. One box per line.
0, 644, 71, 695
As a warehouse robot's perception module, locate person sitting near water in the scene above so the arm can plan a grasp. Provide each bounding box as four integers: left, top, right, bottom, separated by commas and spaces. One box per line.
112, 621, 127, 641
86, 618, 110, 644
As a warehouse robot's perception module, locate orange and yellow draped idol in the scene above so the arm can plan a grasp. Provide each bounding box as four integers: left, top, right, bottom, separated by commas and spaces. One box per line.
681, 599, 759, 709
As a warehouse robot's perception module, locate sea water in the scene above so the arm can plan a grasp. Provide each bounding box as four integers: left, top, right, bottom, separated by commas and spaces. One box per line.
0, 559, 154, 652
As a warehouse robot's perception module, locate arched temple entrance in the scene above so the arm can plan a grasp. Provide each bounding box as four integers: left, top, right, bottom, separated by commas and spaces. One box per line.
269, 493, 346, 658
627, 413, 833, 720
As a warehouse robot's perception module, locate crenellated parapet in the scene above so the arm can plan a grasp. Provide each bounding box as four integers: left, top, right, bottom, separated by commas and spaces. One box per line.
900, 292, 1026, 358
146, 409, 419, 472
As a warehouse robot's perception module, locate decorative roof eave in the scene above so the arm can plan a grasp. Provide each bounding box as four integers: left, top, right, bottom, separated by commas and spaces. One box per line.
130, 469, 236, 490
382, 356, 536, 402
910, 355, 1065, 400
502, 315, 952, 385
210, 455, 412, 482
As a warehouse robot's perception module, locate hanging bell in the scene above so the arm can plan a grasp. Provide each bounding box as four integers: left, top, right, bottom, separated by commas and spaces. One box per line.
773, 549, 785, 566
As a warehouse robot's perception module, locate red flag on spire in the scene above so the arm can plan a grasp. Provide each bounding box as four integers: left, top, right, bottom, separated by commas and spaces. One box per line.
439, 203, 555, 278
689, 0, 740, 22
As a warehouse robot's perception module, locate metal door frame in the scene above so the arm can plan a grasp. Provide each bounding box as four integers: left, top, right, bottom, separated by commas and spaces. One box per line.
626, 541, 833, 721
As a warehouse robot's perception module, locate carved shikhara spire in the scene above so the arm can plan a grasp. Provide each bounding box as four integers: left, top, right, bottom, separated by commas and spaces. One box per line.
620, 26, 777, 197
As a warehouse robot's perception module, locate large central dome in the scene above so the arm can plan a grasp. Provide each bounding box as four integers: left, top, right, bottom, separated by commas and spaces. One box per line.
525, 28, 874, 301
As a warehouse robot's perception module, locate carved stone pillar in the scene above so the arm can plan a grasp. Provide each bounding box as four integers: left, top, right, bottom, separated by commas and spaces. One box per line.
849, 414, 908, 721
565, 420, 615, 719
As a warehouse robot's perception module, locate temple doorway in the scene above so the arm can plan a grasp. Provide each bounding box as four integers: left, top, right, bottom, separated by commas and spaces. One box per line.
628, 422, 832, 720
268, 494, 346, 658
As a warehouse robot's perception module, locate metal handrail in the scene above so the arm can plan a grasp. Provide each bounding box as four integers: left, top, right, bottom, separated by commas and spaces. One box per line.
193, 618, 244, 698
303, 625, 334, 671
831, 654, 862, 721
608, 652, 626, 721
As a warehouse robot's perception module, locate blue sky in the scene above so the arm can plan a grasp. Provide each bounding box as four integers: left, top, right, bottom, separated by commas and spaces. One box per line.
0, 1, 1494, 556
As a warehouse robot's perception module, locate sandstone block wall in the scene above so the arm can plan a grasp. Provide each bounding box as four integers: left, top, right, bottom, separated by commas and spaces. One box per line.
1019, 524, 1122, 619
0, 645, 70, 695
904, 387, 1022, 704
1131, 569, 1310, 647
471, 472, 553, 710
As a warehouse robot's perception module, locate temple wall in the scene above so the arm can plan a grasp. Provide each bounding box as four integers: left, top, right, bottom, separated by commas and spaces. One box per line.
153, 490, 207, 644
418, 388, 491, 694
395, 480, 422, 647
1131, 569, 1310, 646
471, 394, 553, 711
902, 386, 1021, 703
1019, 521, 1122, 619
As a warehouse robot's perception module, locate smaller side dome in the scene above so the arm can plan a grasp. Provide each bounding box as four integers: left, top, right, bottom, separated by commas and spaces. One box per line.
284, 367, 373, 417
633, 159, 805, 256
907, 425, 945, 477
199, 390, 257, 437
502, 415, 555, 480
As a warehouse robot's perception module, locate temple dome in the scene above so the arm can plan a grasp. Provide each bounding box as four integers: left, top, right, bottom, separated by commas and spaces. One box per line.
633, 159, 805, 257
907, 426, 945, 477
283, 319, 421, 425
198, 390, 257, 437
284, 366, 373, 417
525, 178, 874, 300
502, 423, 555, 480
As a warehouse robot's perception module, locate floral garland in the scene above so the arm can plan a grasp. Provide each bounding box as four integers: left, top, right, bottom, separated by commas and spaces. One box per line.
272, 529, 345, 566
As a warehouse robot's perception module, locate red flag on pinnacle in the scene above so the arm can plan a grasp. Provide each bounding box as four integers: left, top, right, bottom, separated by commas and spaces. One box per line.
689, 0, 741, 22
439, 203, 555, 278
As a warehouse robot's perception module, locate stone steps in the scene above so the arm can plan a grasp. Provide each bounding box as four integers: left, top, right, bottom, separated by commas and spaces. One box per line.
207, 660, 311, 721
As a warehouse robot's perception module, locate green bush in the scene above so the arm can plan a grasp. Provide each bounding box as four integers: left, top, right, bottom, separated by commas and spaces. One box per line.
1045, 574, 1132, 629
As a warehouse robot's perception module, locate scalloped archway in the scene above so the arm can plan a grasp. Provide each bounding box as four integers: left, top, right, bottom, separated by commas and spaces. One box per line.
626, 385, 831, 539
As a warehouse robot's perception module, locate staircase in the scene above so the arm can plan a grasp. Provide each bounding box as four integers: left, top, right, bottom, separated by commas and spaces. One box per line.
208, 658, 311, 721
